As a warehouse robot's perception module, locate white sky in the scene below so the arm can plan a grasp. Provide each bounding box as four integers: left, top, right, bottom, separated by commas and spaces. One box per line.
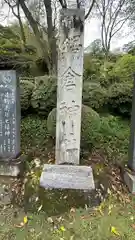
1, 2, 134, 50
84, 18, 135, 50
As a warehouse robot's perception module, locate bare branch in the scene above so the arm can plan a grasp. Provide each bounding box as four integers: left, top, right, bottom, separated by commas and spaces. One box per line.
3, 0, 26, 44
4, 0, 18, 18
95, 0, 129, 58
111, 17, 128, 37
58, 0, 67, 8
85, 0, 96, 19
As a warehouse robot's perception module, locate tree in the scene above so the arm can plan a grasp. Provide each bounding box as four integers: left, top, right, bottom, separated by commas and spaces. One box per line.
123, 40, 135, 55
125, 0, 135, 31
4, 0, 26, 45
3, 0, 96, 74
95, 0, 132, 59
86, 39, 103, 55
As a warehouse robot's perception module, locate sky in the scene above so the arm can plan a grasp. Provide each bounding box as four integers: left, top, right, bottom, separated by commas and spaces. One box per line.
1, 1, 134, 50
84, 18, 135, 50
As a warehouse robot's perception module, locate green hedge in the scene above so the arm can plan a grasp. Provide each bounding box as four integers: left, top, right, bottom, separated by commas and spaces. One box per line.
31, 75, 57, 116
112, 54, 135, 82
47, 105, 101, 148
20, 79, 34, 111
82, 82, 107, 110
107, 82, 133, 115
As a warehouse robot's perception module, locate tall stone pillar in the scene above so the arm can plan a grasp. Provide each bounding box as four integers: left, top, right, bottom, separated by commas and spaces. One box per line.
56, 8, 85, 165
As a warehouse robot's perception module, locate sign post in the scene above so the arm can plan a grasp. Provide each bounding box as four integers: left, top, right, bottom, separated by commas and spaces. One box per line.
40, 5, 94, 191
124, 73, 135, 193
0, 70, 21, 177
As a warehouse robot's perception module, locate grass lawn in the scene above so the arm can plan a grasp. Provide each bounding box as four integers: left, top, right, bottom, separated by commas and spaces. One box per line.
0, 114, 133, 240
0, 196, 135, 240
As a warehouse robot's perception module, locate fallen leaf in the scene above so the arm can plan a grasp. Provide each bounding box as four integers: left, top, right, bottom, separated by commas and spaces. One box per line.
35, 197, 39, 202
111, 226, 120, 236
38, 205, 43, 212
47, 217, 54, 224
131, 224, 135, 230
34, 158, 41, 168
107, 188, 112, 195
14, 222, 25, 228
108, 204, 114, 215
63, 195, 68, 199
96, 204, 104, 216
70, 236, 74, 240
48, 159, 53, 163
81, 215, 91, 220
130, 216, 134, 221
85, 204, 88, 210
100, 184, 104, 190
70, 208, 76, 214
57, 216, 64, 222
60, 226, 66, 232
24, 216, 28, 224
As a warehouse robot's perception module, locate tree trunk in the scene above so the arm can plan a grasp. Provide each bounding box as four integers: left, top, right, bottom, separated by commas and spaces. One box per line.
19, 0, 50, 71
18, 16, 26, 45
43, 0, 57, 74
17, 3, 26, 45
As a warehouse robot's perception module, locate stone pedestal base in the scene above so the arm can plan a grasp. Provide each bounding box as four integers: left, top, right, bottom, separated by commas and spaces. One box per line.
0, 155, 25, 177
0, 177, 14, 205
0, 156, 25, 205
124, 171, 135, 193
40, 164, 95, 190
0, 161, 20, 177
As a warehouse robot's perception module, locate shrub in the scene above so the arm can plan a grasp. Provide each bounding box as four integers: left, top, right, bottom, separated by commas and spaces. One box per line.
47, 105, 101, 149
21, 115, 47, 150
112, 54, 135, 82
107, 82, 133, 116
83, 54, 102, 81
97, 115, 129, 164
31, 75, 57, 116
99, 61, 115, 87
20, 79, 34, 111
82, 82, 107, 110
47, 108, 56, 138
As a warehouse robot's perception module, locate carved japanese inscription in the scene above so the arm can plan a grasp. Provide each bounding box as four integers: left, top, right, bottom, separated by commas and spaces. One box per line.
56, 8, 85, 165
0, 70, 20, 159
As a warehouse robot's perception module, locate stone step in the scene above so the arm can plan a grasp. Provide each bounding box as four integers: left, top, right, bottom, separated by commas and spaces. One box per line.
40, 164, 95, 190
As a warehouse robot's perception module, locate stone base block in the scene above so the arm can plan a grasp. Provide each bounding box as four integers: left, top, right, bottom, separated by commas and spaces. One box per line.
124, 171, 135, 193
0, 156, 25, 177
0, 177, 14, 205
40, 164, 95, 190
0, 162, 20, 177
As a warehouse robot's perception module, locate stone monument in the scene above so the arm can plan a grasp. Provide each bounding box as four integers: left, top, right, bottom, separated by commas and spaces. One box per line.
124, 73, 135, 193
0, 70, 21, 177
40, 4, 94, 190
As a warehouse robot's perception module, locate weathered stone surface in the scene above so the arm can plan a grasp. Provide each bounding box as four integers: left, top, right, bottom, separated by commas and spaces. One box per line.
0, 177, 14, 205
56, 8, 85, 165
124, 171, 135, 193
0, 160, 22, 177
40, 7, 95, 192
40, 164, 95, 190
47, 105, 100, 147
128, 74, 135, 171
0, 70, 20, 159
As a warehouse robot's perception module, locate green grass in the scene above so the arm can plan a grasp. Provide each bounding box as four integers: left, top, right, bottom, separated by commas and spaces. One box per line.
21, 114, 130, 166
96, 115, 130, 165
0, 197, 135, 240
0, 114, 131, 239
